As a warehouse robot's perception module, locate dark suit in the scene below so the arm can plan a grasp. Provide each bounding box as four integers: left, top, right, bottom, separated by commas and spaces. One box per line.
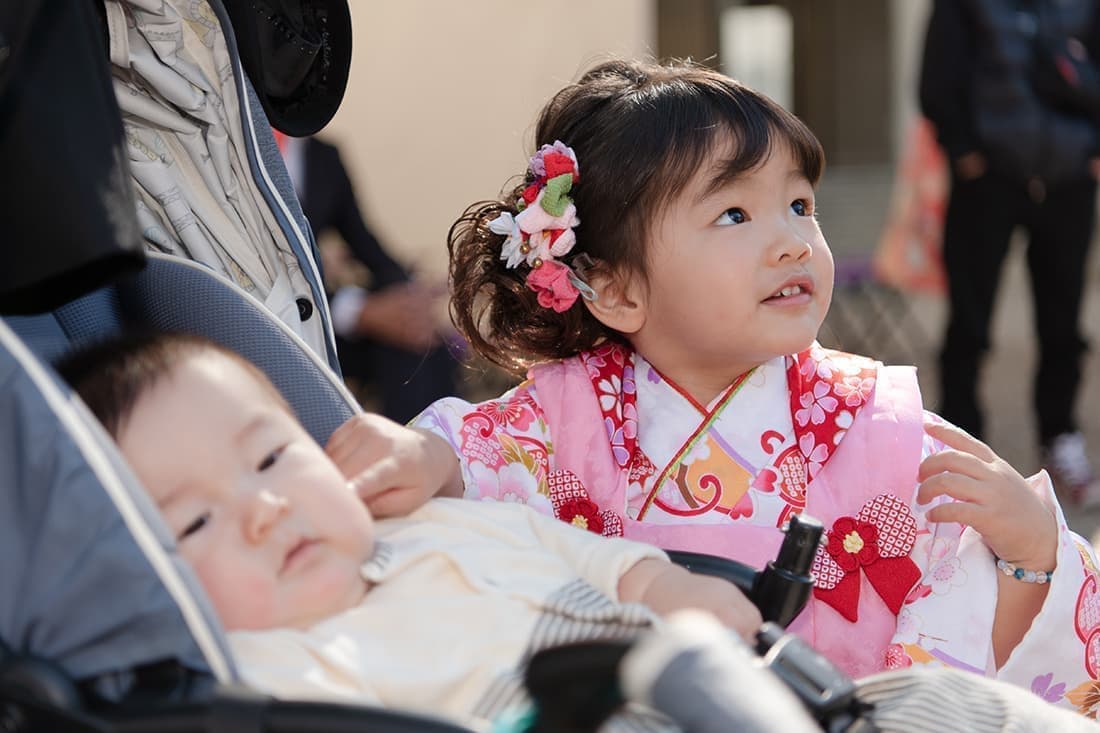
298, 137, 458, 423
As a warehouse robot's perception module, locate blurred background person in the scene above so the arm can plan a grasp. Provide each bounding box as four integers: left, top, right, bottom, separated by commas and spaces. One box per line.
274, 131, 460, 424
919, 0, 1100, 506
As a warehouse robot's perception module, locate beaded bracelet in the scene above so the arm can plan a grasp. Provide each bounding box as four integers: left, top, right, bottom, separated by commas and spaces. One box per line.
995, 557, 1053, 584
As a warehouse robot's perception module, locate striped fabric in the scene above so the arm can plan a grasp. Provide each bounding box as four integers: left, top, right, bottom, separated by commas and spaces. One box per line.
857, 667, 1098, 732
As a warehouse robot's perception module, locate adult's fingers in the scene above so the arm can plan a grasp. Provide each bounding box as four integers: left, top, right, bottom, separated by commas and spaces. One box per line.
364, 487, 416, 518
324, 414, 364, 456
349, 458, 401, 499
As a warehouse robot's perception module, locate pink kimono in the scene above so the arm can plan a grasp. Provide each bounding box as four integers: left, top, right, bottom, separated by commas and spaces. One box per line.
414, 343, 1100, 716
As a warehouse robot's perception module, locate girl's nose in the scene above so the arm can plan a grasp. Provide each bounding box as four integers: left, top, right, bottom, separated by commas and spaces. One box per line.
244, 489, 290, 543
774, 227, 813, 263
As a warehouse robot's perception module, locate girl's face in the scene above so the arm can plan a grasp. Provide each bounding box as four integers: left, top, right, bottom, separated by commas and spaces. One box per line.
625, 137, 833, 404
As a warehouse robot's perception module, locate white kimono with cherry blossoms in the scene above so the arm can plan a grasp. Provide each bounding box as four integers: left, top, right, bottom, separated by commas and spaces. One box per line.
414, 343, 1100, 716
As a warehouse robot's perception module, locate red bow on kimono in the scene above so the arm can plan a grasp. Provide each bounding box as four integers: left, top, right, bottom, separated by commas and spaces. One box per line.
812, 494, 922, 622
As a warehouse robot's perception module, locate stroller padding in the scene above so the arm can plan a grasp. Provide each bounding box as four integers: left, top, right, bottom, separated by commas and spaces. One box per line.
0, 319, 231, 694
115, 254, 357, 446
8, 254, 357, 447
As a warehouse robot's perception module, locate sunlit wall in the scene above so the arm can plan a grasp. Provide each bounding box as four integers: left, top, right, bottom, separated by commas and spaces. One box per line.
319, 2, 656, 279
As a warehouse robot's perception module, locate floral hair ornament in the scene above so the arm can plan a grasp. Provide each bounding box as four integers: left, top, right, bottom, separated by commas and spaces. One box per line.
487, 141, 594, 313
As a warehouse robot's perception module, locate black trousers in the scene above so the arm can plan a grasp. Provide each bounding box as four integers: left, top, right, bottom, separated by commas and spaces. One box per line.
938, 170, 1096, 445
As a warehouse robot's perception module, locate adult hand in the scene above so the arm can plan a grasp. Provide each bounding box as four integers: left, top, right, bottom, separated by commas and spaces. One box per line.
1089, 157, 1100, 179
326, 413, 463, 518
917, 420, 1058, 573
954, 151, 987, 181
355, 282, 442, 352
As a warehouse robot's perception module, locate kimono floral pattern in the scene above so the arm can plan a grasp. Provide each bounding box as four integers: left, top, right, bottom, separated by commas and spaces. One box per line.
1066, 545, 1100, 717
786, 346, 878, 481
414, 343, 1100, 714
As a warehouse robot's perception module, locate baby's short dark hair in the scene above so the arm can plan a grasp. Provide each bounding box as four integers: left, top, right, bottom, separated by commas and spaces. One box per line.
56, 331, 289, 438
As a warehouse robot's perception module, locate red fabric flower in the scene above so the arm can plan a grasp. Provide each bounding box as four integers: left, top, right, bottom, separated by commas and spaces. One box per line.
558, 498, 604, 534
522, 183, 541, 205
826, 517, 880, 572
543, 151, 579, 181
813, 498, 922, 622
526, 260, 580, 312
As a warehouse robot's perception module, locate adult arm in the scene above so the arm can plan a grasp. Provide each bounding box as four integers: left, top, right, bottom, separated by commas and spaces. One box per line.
315, 139, 409, 289
919, 0, 981, 161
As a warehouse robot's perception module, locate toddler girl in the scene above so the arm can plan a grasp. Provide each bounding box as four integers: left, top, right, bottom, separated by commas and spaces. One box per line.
386, 59, 1100, 712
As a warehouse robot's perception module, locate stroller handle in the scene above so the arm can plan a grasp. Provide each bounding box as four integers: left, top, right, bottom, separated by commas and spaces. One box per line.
667, 513, 825, 627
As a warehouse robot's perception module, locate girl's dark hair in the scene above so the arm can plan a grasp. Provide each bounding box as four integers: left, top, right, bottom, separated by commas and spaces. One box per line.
55, 331, 285, 438
449, 58, 825, 375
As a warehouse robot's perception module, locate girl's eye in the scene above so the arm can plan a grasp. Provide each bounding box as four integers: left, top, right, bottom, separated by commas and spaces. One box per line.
791, 199, 812, 216
257, 446, 286, 472
715, 207, 748, 226
179, 512, 210, 541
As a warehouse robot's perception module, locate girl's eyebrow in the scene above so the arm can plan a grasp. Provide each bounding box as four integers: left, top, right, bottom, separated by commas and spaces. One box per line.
785, 168, 809, 185
697, 160, 747, 203
697, 165, 807, 204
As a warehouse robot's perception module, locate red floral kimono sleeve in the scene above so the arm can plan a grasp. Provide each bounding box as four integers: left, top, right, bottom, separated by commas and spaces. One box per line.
412, 383, 557, 518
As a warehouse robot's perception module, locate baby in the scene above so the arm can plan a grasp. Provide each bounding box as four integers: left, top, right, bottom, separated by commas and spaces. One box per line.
57, 332, 759, 730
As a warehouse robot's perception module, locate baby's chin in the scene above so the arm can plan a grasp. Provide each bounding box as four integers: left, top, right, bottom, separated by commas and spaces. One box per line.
294, 574, 372, 630
227, 576, 371, 633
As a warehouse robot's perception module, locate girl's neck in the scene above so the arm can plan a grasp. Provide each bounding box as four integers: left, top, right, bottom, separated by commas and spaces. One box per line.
640, 352, 762, 408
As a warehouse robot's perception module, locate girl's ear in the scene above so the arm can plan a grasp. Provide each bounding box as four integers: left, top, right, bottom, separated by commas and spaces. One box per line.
582, 267, 646, 335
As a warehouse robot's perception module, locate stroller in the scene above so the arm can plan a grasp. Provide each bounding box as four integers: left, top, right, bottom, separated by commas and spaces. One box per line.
0, 2, 836, 731
2, 2, 1093, 732
0, 253, 877, 733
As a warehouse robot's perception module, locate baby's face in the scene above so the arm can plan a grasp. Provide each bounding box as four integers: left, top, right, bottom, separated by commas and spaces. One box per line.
118, 351, 374, 631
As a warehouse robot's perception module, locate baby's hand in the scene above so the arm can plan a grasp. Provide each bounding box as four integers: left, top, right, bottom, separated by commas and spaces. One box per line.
917, 420, 1058, 572
619, 558, 762, 641
325, 413, 464, 518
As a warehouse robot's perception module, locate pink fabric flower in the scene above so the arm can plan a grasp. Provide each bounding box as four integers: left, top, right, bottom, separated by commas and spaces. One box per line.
515, 195, 579, 236
526, 260, 580, 312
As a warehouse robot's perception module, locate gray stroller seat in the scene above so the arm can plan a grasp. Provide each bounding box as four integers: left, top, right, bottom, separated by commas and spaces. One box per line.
10, 253, 357, 446
0, 256, 474, 732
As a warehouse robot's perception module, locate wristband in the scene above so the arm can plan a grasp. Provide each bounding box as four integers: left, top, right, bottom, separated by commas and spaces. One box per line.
995, 557, 1053, 584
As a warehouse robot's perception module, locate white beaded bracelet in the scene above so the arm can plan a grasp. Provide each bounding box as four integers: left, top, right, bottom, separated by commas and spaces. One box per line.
996, 557, 1053, 584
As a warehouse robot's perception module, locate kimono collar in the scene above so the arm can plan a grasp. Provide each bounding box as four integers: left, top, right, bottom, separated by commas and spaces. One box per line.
580, 343, 880, 481
785, 344, 879, 482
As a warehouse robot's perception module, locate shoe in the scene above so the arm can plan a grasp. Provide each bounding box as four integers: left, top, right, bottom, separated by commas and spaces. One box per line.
1041, 432, 1100, 509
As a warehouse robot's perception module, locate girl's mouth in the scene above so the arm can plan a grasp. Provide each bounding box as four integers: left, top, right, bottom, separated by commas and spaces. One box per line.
769, 284, 806, 298
764, 278, 814, 303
